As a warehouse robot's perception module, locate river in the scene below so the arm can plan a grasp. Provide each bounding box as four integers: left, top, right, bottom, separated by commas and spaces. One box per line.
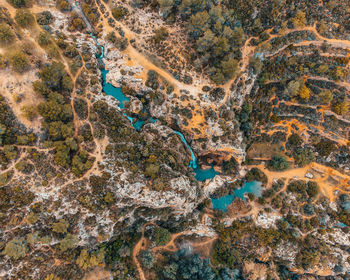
90, 33, 219, 182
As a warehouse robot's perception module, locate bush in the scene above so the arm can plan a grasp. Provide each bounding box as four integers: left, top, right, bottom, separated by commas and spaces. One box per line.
112, 6, 127, 20
36, 11, 54, 25
154, 27, 168, 43
37, 31, 51, 46
15, 10, 35, 28
59, 233, 78, 251
52, 219, 69, 234
4, 239, 27, 259
306, 181, 319, 198
115, 37, 128, 51
314, 139, 336, 157
56, 0, 71, 12
332, 101, 349, 116
269, 155, 289, 171
7, 0, 31, 8
318, 90, 333, 104
10, 52, 30, 73
0, 23, 15, 46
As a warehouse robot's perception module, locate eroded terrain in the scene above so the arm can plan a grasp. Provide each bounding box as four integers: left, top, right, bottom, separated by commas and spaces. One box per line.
0, 0, 349, 279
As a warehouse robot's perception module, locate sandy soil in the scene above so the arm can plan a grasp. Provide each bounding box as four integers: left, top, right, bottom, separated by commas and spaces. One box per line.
82, 267, 113, 280
0, 69, 44, 132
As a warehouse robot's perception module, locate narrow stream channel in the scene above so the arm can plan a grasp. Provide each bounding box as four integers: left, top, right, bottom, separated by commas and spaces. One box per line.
90, 33, 219, 182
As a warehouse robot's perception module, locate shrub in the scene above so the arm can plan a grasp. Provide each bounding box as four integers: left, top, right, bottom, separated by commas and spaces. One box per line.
318, 90, 333, 104
15, 10, 35, 28
154, 27, 168, 44
56, 0, 71, 12
10, 52, 30, 73
36, 11, 54, 25
298, 84, 310, 100
8, 0, 31, 8
112, 6, 127, 20
332, 101, 349, 116
314, 140, 336, 157
37, 31, 51, 46
4, 239, 27, 259
59, 233, 78, 251
0, 23, 15, 46
52, 219, 69, 234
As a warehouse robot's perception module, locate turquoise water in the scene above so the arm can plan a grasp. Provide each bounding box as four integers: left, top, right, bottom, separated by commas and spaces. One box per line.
194, 166, 219, 181
211, 181, 262, 212
173, 131, 197, 169
172, 131, 219, 181
92, 34, 219, 181
101, 69, 129, 109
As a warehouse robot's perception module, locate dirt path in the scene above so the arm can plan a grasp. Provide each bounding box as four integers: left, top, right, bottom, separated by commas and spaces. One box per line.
249, 162, 350, 201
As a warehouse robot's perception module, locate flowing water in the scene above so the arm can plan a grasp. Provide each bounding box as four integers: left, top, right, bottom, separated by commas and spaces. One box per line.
91, 34, 219, 181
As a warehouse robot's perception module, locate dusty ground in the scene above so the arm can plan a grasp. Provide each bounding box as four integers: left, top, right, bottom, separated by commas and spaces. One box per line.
82, 267, 113, 280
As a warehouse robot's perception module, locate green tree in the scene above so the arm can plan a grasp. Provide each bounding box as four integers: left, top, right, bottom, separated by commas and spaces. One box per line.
187, 11, 210, 39
269, 155, 289, 171
36, 11, 54, 25
306, 181, 319, 198
196, 29, 215, 53
293, 147, 315, 167
154, 227, 170, 246
221, 58, 238, 80
37, 31, 51, 46
141, 250, 155, 269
